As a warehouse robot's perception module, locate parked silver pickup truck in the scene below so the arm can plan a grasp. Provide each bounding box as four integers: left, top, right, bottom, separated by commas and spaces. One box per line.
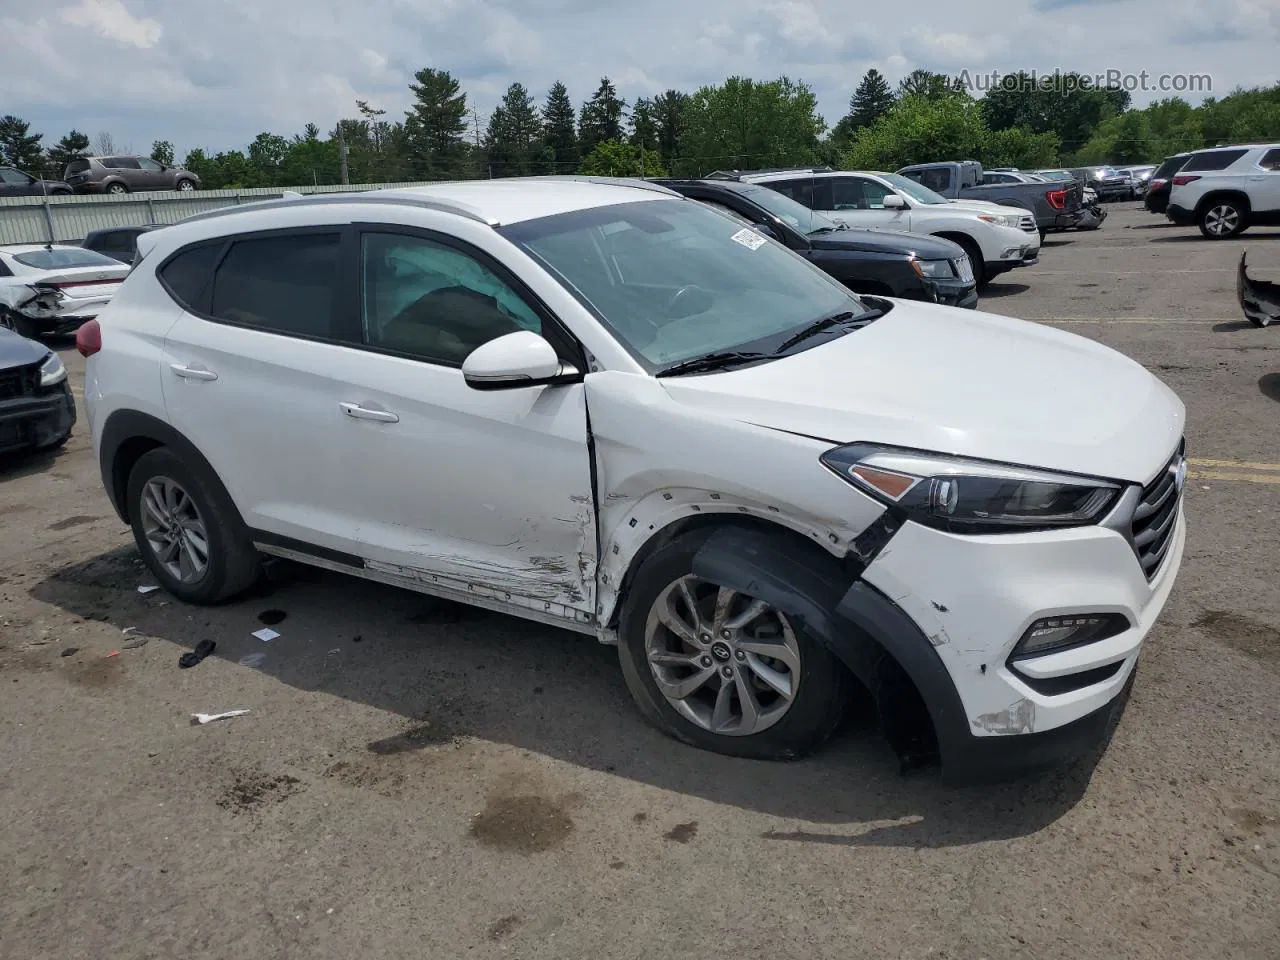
896, 160, 1083, 236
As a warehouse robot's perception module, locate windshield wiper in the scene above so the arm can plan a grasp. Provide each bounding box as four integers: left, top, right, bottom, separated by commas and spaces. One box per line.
807, 225, 837, 235
773, 309, 881, 354
655, 351, 771, 378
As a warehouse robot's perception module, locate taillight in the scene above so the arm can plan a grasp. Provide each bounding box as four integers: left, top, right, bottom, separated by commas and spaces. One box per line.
1171, 175, 1201, 187
1150, 179, 1167, 189
76, 319, 102, 357
1046, 188, 1067, 210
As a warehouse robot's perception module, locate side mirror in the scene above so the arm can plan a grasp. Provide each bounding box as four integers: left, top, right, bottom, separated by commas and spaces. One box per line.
462, 330, 579, 391
882, 194, 908, 209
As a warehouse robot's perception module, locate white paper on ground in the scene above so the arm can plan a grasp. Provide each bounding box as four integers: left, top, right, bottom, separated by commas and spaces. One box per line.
252, 628, 280, 642
191, 710, 250, 725
137, 585, 161, 595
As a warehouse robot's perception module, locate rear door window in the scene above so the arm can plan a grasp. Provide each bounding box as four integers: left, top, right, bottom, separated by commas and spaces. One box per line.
209, 233, 343, 339
1181, 149, 1248, 172
768, 178, 833, 210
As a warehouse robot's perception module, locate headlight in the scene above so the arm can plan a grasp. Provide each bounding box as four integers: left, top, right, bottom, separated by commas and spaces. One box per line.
978, 213, 1020, 228
40, 352, 67, 388
910, 258, 956, 279
819, 443, 1121, 534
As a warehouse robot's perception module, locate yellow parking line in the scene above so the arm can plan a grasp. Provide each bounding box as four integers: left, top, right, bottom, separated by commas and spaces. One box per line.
1189, 470, 1280, 485
1189, 458, 1280, 472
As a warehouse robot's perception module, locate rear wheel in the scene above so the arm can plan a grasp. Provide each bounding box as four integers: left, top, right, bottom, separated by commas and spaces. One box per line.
616, 533, 849, 760
1198, 200, 1248, 239
126, 447, 261, 604
106, 182, 129, 195
0, 308, 39, 340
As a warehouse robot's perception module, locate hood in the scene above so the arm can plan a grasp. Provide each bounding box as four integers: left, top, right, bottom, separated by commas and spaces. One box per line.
809, 228, 965, 260
941, 198, 1029, 217
659, 300, 1184, 485
0, 325, 50, 368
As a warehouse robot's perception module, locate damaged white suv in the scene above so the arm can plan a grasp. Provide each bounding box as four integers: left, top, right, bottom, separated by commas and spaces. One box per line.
80, 178, 1186, 783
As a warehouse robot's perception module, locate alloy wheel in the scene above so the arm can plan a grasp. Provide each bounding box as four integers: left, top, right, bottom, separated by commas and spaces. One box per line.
643, 575, 802, 736
140, 477, 210, 583
1204, 205, 1240, 237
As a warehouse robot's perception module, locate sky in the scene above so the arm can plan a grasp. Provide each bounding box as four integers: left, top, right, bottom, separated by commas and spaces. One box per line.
3, 0, 1278, 159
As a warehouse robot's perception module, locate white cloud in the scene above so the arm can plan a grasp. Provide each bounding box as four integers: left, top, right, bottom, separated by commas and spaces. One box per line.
1, 0, 1275, 159
58, 0, 161, 49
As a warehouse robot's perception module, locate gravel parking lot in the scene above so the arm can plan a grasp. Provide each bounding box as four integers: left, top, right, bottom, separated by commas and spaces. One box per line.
2, 203, 1278, 960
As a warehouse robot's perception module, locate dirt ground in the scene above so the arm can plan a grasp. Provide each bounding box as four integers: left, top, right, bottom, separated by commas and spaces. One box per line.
2, 204, 1278, 960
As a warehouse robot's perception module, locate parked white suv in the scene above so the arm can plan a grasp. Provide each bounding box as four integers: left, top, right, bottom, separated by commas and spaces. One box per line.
1166, 143, 1280, 238
79, 177, 1186, 784
726, 169, 1040, 286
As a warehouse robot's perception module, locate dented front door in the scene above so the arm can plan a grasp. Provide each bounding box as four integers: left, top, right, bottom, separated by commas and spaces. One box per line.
333, 351, 597, 621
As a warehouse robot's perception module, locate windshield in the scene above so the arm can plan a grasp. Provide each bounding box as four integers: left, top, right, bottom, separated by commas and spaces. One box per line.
737, 184, 841, 234
12, 248, 122, 270
1035, 171, 1071, 181
878, 173, 947, 205
500, 199, 866, 371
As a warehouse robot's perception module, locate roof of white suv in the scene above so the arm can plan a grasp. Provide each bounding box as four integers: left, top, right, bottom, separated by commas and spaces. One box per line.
378, 178, 676, 225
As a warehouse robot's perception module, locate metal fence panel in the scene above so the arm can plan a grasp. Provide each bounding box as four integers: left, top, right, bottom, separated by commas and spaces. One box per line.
0, 182, 441, 246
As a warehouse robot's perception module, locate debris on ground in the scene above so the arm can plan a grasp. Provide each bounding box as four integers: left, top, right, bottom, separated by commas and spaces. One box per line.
178, 639, 216, 669
191, 709, 250, 725
257, 609, 287, 626
122, 636, 149, 650
105, 651, 119, 658
122, 627, 139, 637
252, 628, 280, 643
238, 653, 267, 668
137, 585, 161, 595
60, 647, 79, 658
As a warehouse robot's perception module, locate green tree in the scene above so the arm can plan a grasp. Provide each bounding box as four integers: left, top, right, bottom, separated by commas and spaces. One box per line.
44, 129, 90, 179
897, 70, 967, 101
248, 132, 291, 184
484, 82, 543, 177
405, 67, 471, 179
651, 89, 688, 166
981, 72, 1124, 155
0, 116, 44, 171
150, 140, 175, 166
579, 77, 626, 157
678, 76, 824, 175
541, 81, 579, 173
578, 139, 666, 177
628, 97, 658, 152
832, 69, 897, 148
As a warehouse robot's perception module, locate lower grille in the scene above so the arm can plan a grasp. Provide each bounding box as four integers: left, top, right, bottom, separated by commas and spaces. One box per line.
1130, 440, 1185, 579
0, 364, 39, 401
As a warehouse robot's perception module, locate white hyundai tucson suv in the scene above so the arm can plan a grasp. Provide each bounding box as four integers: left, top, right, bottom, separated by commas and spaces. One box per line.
79, 177, 1186, 784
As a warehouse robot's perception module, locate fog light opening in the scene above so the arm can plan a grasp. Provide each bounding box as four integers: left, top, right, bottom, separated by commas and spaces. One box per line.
1011, 612, 1130, 659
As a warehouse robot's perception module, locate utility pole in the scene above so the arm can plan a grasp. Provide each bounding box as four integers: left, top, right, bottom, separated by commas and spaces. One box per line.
338, 125, 350, 185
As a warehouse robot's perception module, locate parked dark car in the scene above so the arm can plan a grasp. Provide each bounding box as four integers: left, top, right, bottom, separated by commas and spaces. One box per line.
1144, 153, 1192, 214
0, 328, 75, 455
0, 166, 73, 197
64, 156, 200, 194
1070, 166, 1131, 202
654, 178, 979, 308
81, 224, 162, 263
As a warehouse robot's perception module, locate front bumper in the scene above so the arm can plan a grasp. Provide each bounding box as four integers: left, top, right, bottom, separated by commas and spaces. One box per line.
924, 278, 979, 309
857, 504, 1185, 781
0, 381, 76, 453
1166, 204, 1196, 226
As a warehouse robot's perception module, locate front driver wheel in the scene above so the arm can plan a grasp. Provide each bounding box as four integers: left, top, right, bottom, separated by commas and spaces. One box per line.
176, 179, 195, 191
1199, 201, 1248, 239
616, 534, 848, 760
126, 447, 261, 604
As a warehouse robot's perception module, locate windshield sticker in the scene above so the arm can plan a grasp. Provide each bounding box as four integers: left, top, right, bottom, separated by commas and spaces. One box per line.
730, 227, 767, 250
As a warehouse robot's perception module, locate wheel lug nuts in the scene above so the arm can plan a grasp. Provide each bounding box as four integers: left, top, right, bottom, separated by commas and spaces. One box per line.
721, 666, 733, 678
700, 656, 713, 668
735, 650, 745, 661
700, 633, 711, 643
720, 629, 731, 639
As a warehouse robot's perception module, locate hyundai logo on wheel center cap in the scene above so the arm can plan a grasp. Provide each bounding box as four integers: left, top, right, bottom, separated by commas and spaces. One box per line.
710, 641, 732, 662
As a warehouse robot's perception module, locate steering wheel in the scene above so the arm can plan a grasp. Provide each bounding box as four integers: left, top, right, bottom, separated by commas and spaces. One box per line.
665, 284, 707, 320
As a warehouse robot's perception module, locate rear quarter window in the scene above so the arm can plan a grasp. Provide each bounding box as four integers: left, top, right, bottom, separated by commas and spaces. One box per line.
1259, 149, 1280, 171
158, 242, 226, 311
1181, 149, 1248, 172
209, 233, 342, 339
66, 159, 91, 175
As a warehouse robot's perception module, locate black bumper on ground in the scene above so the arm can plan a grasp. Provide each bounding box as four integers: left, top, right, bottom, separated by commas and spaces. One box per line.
1166, 204, 1196, 226
0, 382, 76, 454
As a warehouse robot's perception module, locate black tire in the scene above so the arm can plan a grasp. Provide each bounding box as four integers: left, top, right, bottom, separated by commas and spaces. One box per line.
176, 178, 196, 192
1198, 199, 1249, 240
0, 308, 39, 341
125, 447, 261, 604
615, 530, 849, 760
106, 182, 129, 195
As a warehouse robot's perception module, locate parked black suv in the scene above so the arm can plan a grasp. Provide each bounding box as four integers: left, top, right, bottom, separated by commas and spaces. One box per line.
1144, 153, 1191, 215
81, 224, 162, 263
653, 179, 979, 308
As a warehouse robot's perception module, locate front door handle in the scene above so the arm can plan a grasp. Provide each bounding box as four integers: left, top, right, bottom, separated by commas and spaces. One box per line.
340, 402, 399, 423
170, 363, 218, 381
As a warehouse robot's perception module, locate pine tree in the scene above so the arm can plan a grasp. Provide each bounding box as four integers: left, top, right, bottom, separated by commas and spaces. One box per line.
541, 81, 579, 173
404, 68, 470, 179
579, 77, 626, 157
44, 129, 90, 179
849, 69, 896, 128
652, 90, 688, 166
629, 97, 657, 152
485, 82, 542, 177
0, 116, 44, 171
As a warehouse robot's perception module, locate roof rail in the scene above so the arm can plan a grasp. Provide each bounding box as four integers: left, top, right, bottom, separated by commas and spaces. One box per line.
704, 166, 833, 180
173, 189, 497, 228
522, 174, 683, 197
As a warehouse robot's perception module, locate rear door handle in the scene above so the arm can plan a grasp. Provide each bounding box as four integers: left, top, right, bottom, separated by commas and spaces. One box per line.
340, 402, 399, 423
170, 363, 218, 381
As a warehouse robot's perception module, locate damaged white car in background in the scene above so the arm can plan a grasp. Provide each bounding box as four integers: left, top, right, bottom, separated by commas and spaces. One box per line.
0, 244, 129, 340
